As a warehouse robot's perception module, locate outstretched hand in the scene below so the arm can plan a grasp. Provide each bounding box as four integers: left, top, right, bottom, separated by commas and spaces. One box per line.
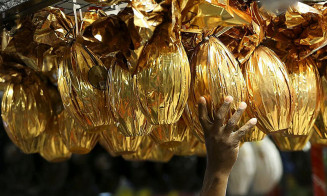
199, 96, 257, 196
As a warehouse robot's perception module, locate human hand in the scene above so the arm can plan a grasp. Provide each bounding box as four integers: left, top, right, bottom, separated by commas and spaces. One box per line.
198, 96, 257, 175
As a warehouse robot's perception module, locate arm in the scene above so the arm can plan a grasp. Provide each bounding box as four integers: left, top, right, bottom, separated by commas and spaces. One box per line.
199, 96, 257, 196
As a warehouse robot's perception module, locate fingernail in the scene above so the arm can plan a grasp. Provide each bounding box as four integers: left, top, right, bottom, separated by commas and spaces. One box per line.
249, 118, 257, 125
225, 96, 233, 103
239, 102, 247, 110
199, 97, 206, 104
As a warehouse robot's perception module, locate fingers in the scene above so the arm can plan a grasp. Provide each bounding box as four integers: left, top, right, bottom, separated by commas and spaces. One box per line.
224, 102, 247, 134
198, 97, 211, 131
233, 118, 257, 141
213, 96, 233, 127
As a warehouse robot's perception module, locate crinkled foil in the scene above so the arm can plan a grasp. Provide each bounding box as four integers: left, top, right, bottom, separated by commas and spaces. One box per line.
136, 23, 191, 125
58, 42, 111, 132
100, 125, 143, 155
286, 57, 321, 136
2, 118, 45, 154
185, 36, 246, 142
240, 111, 266, 142
58, 110, 99, 154
1, 73, 52, 140
244, 46, 295, 134
314, 113, 327, 139
123, 136, 173, 163
169, 126, 206, 156
310, 125, 327, 146
320, 72, 327, 136
85, 0, 128, 6
0, 61, 25, 91
272, 131, 313, 151
108, 63, 152, 137
150, 118, 188, 148
40, 116, 72, 162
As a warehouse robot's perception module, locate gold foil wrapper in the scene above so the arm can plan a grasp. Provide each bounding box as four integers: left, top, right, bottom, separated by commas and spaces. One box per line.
150, 118, 188, 148
2, 118, 45, 154
272, 131, 312, 151
244, 46, 294, 134
286, 57, 321, 136
314, 113, 327, 139
136, 23, 191, 125
169, 127, 206, 156
240, 111, 266, 142
100, 125, 143, 155
58, 110, 99, 154
123, 136, 174, 163
320, 73, 327, 136
84, 0, 128, 6
185, 36, 246, 142
99, 136, 118, 157
58, 42, 111, 132
1, 73, 52, 140
0, 61, 25, 91
40, 116, 72, 162
310, 125, 327, 146
108, 64, 151, 136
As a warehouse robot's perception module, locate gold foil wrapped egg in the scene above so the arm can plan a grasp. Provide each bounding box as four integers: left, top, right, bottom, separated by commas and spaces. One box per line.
136, 23, 191, 125
286, 57, 321, 136
100, 124, 143, 155
185, 36, 247, 142
244, 46, 294, 134
40, 116, 72, 162
58, 110, 99, 154
122, 136, 153, 161
99, 136, 118, 157
150, 118, 188, 148
2, 118, 45, 154
169, 127, 206, 156
58, 42, 111, 132
1, 74, 52, 140
272, 131, 312, 151
146, 144, 174, 163
108, 64, 151, 136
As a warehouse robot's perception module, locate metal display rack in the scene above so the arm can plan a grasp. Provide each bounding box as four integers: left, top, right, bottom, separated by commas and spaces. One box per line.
0, 0, 126, 28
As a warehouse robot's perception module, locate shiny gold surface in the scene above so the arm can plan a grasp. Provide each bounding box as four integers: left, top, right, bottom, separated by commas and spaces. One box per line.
185, 36, 246, 142
40, 116, 72, 162
58, 42, 111, 132
58, 110, 99, 154
100, 125, 143, 155
122, 136, 154, 161
136, 23, 191, 125
169, 127, 206, 156
244, 46, 294, 134
108, 64, 152, 137
314, 113, 327, 139
310, 125, 327, 146
1, 74, 52, 140
320, 73, 327, 137
286, 57, 321, 136
272, 131, 312, 151
150, 118, 188, 148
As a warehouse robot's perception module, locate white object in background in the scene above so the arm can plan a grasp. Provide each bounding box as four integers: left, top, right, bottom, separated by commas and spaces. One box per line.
252, 137, 283, 194
227, 143, 256, 195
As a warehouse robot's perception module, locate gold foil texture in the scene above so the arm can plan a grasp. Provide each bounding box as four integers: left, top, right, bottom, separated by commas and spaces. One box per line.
310, 125, 327, 146
1, 74, 52, 140
150, 118, 188, 148
286, 57, 321, 136
58, 110, 99, 154
40, 116, 72, 162
108, 64, 151, 136
244, 46, 294, 134
272, 132, 312, 151
58, 43, 111, 132
185, 36, 246, 142
100, 125, 143, 155
136, 23, 191, 125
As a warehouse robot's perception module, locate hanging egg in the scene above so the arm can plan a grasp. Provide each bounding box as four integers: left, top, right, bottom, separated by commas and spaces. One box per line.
58, 42, 111, 132
135, 23, 191, 125
272, 131, 312, 151
100, 124, 143, 155
58, 110, 99, 154
40, 116, 72, 162
244, 46, 294, 134
286, 57, 320, 136
185, 36, 246, 142
108, 63, 151, 136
